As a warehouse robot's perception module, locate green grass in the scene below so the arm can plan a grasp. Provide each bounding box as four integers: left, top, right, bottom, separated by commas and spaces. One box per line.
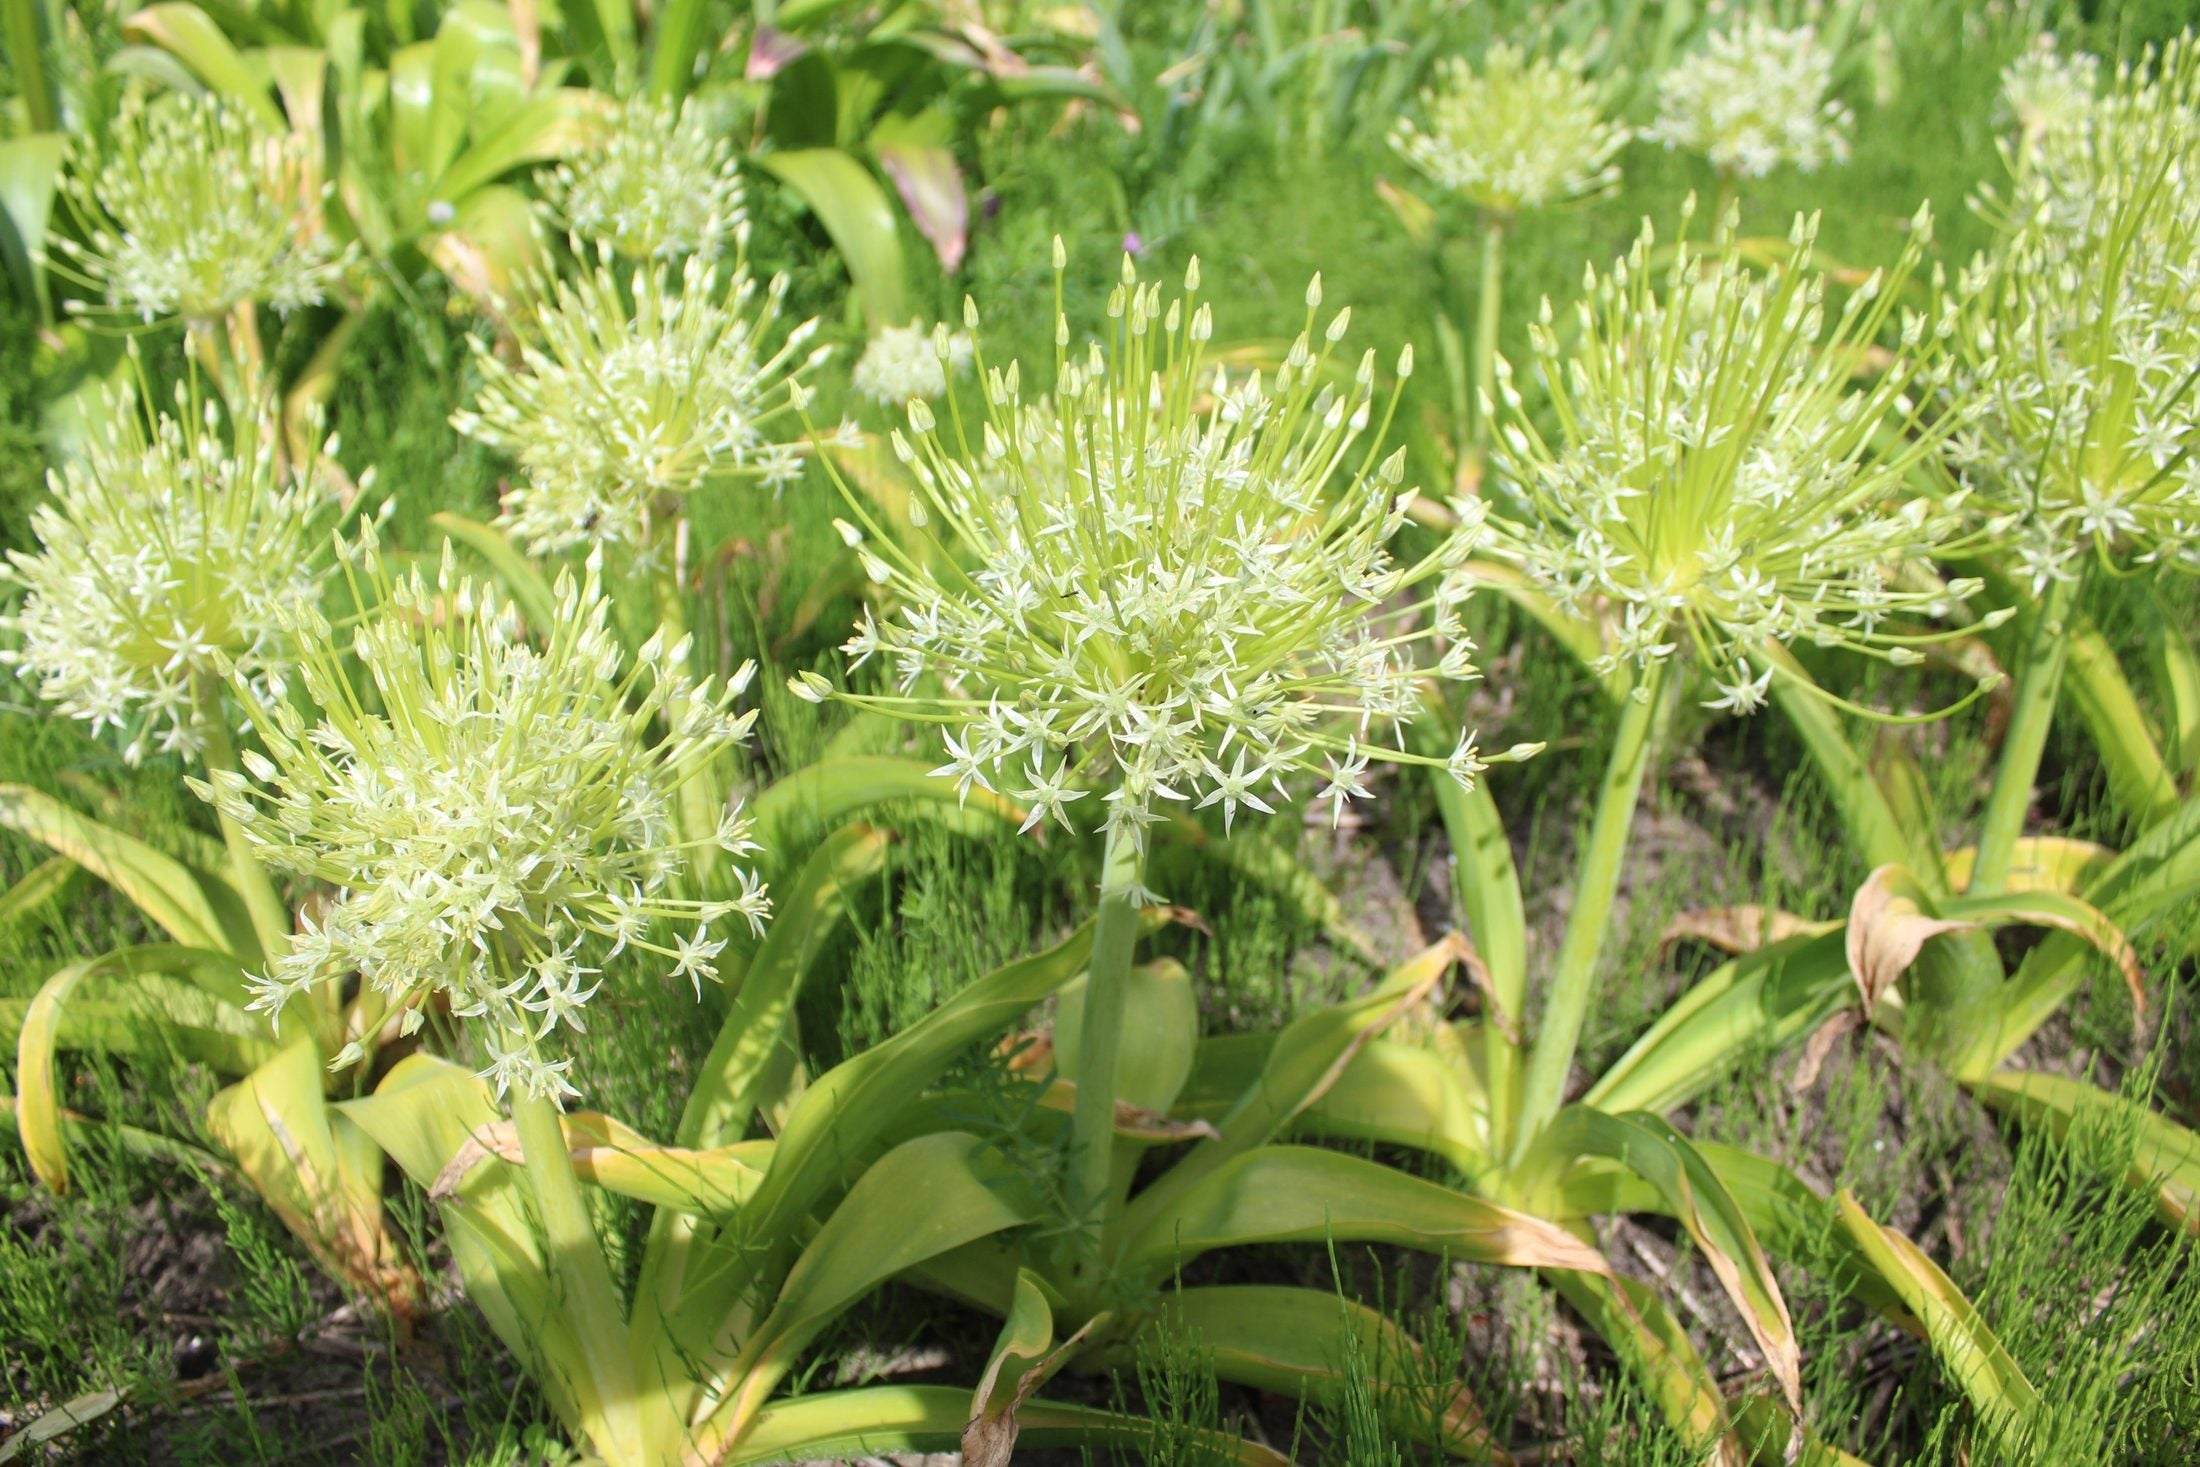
5, 0, 2200, 1461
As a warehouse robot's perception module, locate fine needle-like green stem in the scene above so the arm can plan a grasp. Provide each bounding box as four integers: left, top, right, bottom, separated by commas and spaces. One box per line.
1067, 818, 1145, 1276
1972, 571, 2081, 896
1471, 215, 1508, 452
1514, 657, 1669, 1153
512, 1078, 642, 1461
193, 676, 291, 963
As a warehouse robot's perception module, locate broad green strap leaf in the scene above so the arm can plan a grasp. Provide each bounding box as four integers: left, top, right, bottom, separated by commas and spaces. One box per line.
0, 855, 81, 933
1116, 1144, 1609, 1286
429, 511, 558, 632
0, 785, 252, 956
643, 916, 1112, 1373
206, 1036, 417, 1309
755, 148, 908, 326
16, 945, 261, 1192
2151, 614, 2200, 780
1997, 794, 2200, 1058
721, 1384, 1289, 1466
1937, 885, 2146, 1018
338, 1054, 591, 1428
961, 1267, 1112, 1465
1942, 837, 2114, 898
1121, 938, 1458, 1237
1970, 1069, 2200, 1231
1295, 1037, 1491, 1179
1541, 1268, 1742, 1458
1688, 1142, 1916, 1325
433, 89, 600, 203
0, 1386, 127, 1465
1584, 930, 1852, 1116
2066, 612, 2182, 828
1833, 1189, 2039, 1451
423, 1110, 774, 1214
1136, 1285, 1510, 1461
747, 755, 1024, 872
0, 133, 65, 313
678, 825, 890, 1150
688, 1132, 1037, 1454
1519, 1108, 1800, 1414
0, 1092, 227, 1180
1054, 957, 1198, 1115
124, 3, 285, 127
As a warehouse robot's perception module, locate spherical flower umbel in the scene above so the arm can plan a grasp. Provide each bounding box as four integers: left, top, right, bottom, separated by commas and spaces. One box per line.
195, 534, 768, 1101
1390, 44, 1626, 217
0, 390, 337, 764
1488, 201, 2003, 715
452, 256, 826, 558
851, 320, 976, 404
1999, 33, 2102, 160
1647, 18, 1853, 179
542, 98, 746, 260
58, 91, 346, 323
802, 247, 1528, 867
1952, 33, 2200, 588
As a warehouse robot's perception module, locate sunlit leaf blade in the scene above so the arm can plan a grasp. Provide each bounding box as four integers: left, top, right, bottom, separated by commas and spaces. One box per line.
429, 511, 559, 632
756, 149, 908, 326
1116, 1144, 1609, 1285
1135, 1285, 1512, 1461
745, 755, 1023, 872
721, 1384, 1289, 1466
1833, 1190, 2040, 1451
0, 785, 253, 956
123, 3, 285, 127
1970, 1069, 2200, 1231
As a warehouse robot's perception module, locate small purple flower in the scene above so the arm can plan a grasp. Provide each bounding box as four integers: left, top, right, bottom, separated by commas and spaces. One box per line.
1122, 231, 1145, 256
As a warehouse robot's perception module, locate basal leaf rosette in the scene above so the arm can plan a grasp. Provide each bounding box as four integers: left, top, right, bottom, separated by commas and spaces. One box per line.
1952, 33, 2200, 587
452, 256, 827, 559
0, 391, 338, 764
542, 96, 747, 261
799, 249, 1524, 884
196, 533, 768, 1101
1390, 43, 1627, 218
57, 91, 348, 324
1647, 17, 1853, 179
1487, 202, 2005, 717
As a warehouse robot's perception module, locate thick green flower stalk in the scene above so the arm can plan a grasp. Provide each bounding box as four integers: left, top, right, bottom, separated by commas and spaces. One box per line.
197, 533, 768, 1101
0, 389, 338, 766
542, 97, 746, 261
452, 256, 826, 559
1491, 201, 2001, 716
805, 245, 1515, 1241
1647, 17, 1853, 180
57, 90, 346, 323
1489, 202, 2001, 1140
1390, 44, 1627, 219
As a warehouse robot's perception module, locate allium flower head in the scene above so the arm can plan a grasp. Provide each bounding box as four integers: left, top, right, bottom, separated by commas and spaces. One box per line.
1489, 202, 1999, 713
543, 98, 746, 260
1648, 18, 1853, 178
59, 91, 346, 322
1953, 34, 2200, 587
0, 390, 336, 763
805, 247, 1522, 862
1999, 33, 2102, 158
452, 256, 826, 558
1390, 44, 1626, 216
196, 533, 768, 1101
852, 320, 976, 404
